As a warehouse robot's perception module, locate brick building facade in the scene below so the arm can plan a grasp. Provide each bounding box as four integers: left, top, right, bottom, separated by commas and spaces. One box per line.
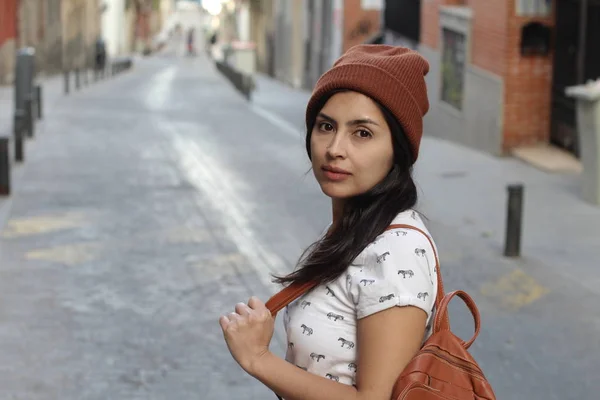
0, 0, 102, 85
249, 0, 383, 90
418, 0, 555, 156
0, 0, 18, 84
342, 0, 382, 53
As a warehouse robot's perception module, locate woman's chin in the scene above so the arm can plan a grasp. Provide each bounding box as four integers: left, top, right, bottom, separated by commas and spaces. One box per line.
319, 182, 354, 199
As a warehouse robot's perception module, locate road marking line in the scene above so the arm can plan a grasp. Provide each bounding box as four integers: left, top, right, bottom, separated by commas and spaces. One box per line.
25, 242, 102, 266
2, 212, 87, 238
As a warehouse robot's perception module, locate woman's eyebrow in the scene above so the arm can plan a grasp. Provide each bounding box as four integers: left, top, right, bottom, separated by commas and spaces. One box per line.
318, 112, 380, 127
347, 118, 379, 127
317, 112, 336, 123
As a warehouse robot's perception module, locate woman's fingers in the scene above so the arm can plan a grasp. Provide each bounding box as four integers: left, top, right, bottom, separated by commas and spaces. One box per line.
235, 302, 251, 316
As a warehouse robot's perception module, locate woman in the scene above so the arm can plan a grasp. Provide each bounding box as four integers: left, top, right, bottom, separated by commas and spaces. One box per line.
219, 45, 438, 400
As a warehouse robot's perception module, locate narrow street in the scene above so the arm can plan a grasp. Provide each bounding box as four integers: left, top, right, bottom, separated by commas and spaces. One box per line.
0, 51, 598, 399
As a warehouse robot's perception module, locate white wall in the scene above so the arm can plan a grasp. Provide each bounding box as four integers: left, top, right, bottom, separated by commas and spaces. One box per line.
236, 2, 251, 42
100, 0, 127, 57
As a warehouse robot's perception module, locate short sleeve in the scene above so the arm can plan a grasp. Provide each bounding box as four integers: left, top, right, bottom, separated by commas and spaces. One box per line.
348, 229, 437, 321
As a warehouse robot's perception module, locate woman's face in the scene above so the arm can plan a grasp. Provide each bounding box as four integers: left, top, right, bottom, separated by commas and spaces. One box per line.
310, 91, 395, 200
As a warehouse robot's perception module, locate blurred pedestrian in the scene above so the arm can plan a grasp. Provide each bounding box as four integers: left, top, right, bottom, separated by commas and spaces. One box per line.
187, 28, 196, 56
95, 37, 106, 73
219, 45, 440, 399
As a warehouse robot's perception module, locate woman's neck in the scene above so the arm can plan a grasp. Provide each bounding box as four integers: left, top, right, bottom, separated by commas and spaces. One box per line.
330, 198, 345, 232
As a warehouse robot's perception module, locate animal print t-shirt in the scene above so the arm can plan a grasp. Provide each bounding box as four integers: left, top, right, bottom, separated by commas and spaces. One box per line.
282, 210, 438, 386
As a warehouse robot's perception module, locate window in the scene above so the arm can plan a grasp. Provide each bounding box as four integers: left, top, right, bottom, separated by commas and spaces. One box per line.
516, 0, 552, 17
441, 28, 466, 110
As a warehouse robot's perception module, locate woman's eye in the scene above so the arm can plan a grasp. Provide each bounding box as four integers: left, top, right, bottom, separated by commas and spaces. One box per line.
319, 122, 334, 131
356, 130, 372, 138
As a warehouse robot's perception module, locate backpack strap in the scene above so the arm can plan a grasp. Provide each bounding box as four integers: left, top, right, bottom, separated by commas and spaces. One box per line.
265, 280, 316, 317
433, 290, 481, 349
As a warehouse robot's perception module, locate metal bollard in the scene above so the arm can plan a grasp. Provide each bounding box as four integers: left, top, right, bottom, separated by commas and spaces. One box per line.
75, 68, 80, 90
14, 48, 35, 118
13, 110, 25, 162
64, 70, 70, 94
25, 98, 34, 138
0, 137, 10, 195
36, 85, 42, 119
504, 184, 524, 257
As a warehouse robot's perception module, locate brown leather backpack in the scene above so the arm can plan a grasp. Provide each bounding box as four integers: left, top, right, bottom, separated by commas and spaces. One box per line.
265, 224, 497, 400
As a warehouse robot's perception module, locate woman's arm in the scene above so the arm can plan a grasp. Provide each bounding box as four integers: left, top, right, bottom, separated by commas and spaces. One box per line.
251, 351, 359, 400
251, 305, 427, 400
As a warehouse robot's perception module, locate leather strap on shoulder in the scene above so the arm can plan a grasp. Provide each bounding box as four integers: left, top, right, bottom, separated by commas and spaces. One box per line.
265, 280, 316, 317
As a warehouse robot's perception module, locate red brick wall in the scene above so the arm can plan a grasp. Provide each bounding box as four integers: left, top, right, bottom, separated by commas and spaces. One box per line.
421, 0, 441, 49
420, 0, 555, 152
421, 0, 468, 49
470, 0, 508, 77
502, 0, 554, 150
0, 0, 18, 47
343, 0, 381, 52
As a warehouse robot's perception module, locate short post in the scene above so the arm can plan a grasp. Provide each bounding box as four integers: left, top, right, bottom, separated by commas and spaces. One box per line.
64, 70, 70, 94
0, 137, 10, 195
14, 48, 35, 113
504, 184, 524, 257
13, 110, 25, 162
75, 68, 80, 90
25, 97, 34, 138
35, 85, 42, 119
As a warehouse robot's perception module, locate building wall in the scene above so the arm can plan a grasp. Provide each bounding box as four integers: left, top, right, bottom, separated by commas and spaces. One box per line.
502, 0, 554, 151
250, 0, 275, 75
43, 0, 64, 73
273, 0, 293, 83
289, 0, 306, 88
470, 0, 508, 76
0, 0, 18, 84
419, 0, 555, 155
342, 0, 381, 53
62, 1, 87, 69
304, 0, 325, 89
420, 6, 504, 155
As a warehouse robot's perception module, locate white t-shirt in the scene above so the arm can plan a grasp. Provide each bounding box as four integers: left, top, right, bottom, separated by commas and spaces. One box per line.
282, 209, 438, 386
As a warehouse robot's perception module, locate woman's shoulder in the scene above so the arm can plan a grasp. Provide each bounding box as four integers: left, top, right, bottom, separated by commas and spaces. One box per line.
347, 209, 436, 272
369, 209, 435, 251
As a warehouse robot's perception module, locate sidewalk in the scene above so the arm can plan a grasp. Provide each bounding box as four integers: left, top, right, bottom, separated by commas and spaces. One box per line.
0, 73, 66, 135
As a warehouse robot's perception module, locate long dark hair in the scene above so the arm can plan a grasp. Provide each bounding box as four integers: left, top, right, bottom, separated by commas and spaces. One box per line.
272, 91, 418, 287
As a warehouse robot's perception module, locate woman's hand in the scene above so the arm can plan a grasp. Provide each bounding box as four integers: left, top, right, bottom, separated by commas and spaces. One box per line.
219, 296, 275, 376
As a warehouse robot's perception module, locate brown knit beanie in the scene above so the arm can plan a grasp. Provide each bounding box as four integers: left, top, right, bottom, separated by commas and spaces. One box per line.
305, 45, 430, 163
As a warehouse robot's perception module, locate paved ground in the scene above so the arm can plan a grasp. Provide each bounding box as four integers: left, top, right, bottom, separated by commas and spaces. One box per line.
0, 52, 598, 399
